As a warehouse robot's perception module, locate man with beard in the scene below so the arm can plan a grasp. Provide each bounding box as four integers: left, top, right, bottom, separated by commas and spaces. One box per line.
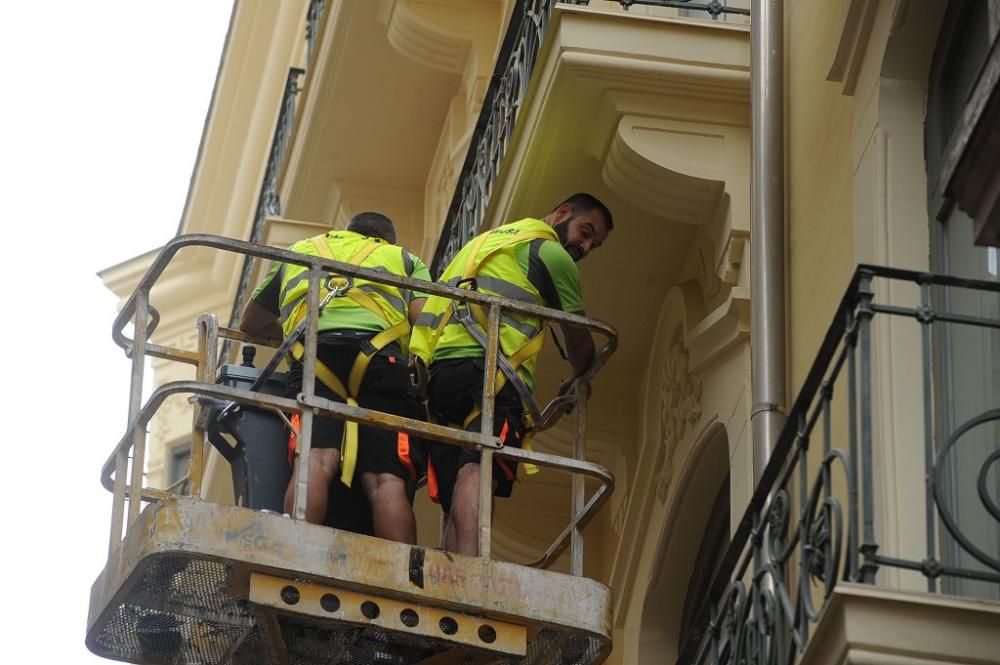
410, 193, 613, 555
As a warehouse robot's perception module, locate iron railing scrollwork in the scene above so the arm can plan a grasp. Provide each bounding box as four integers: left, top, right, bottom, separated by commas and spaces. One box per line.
305, 0, 326, 67
223, 67, 304, 361
603, 1, 749, 19
431, 0, 561, 275
678, 265, 1000, 665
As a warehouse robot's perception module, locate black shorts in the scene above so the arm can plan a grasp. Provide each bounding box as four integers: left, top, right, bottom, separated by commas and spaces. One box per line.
287, 333, 426, 481
426, 358, 527, 513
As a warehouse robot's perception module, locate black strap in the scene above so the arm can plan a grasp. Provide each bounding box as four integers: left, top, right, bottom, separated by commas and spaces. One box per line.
526, 238, 562, 310
450, 301, 542, 426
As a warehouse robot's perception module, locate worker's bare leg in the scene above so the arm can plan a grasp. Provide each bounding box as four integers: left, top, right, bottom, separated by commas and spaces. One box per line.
361, 472, 416, 544
441, 512, 458, 552
448, 463, 498, 556
285, 448, 341, 524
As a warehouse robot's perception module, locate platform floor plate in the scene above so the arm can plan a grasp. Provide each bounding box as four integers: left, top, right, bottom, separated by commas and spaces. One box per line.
87, 499, 611, 665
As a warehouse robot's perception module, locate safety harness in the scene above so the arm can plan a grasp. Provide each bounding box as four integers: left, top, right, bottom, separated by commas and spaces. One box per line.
285, 236, 413, 487
423, 227, 562, 485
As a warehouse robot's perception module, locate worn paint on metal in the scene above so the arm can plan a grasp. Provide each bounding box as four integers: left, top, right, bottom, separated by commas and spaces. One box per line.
91, 234, 620, 665
249, 572, 528, 655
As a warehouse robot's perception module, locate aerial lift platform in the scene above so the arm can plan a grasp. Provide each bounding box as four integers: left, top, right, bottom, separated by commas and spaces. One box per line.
87, 234, 618, 665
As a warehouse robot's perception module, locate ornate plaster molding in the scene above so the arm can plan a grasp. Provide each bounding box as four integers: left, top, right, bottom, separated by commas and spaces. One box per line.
654, 341, 703, 504
380, 0, 472, 75
602, 115, 726, 224
827, 0, 879, 96
718, 228, 749, 287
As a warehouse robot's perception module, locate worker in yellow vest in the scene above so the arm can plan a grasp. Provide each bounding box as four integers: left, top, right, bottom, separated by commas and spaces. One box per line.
240, 212, 431, 544
410, 193, 613, 555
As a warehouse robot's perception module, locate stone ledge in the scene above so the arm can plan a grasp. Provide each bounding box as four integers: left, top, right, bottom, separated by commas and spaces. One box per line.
803, 583, 1000, 665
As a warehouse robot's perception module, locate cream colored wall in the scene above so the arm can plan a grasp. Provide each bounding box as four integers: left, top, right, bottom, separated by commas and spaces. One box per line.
846, 0, 933, 592
786, 0, 856, 394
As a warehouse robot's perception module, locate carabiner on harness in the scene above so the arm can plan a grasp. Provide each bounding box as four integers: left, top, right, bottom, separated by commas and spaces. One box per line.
320, 274, 353, 305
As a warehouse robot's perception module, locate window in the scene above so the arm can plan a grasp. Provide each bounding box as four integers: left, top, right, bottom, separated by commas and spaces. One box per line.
678, 472, 731, 649
925, 0, 1000, 601
168, 444, 191, 494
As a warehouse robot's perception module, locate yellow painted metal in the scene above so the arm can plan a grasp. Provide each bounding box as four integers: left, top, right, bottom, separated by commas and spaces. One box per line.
92, 235, 620, 665
249, 572, 527, 656
86, 499, 612, 665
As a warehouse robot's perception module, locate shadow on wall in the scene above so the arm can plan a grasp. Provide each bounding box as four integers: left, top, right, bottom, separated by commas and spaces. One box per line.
638, 423, 730, 665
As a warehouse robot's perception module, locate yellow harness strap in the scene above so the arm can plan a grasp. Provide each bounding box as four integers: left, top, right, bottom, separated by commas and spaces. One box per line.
286, 236, 411, 487
443, 228, 554, 477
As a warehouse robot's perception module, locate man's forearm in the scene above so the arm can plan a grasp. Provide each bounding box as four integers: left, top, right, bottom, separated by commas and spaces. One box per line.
561, 323, 595, 378
240, 301, 283, 340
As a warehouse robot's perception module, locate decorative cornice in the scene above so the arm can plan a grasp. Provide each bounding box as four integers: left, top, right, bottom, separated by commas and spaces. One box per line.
381, 0, 472, 74
602, 116, 726, 224
827, 0, 879, 96
98, 248, 161, 300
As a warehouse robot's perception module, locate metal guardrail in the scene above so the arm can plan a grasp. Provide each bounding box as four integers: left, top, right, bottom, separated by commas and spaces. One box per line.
104, 233, 618, 573
678, 265, 1000, 665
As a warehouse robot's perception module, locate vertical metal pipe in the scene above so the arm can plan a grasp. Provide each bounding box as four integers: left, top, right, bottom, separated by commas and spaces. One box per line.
920, 284, 938, 592
857, 274, 878, 583
478, 304, 502, 558
127, 293, 151, 528
750, 0, 787, 480
570, 389, 587, 576
190, 314, 218, 498
111, 290, 150, 554
292, 266, 322, 520
846, 308, 860, 582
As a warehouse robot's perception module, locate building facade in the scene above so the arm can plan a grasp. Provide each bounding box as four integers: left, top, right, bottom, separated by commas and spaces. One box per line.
99, 1, 1000, 664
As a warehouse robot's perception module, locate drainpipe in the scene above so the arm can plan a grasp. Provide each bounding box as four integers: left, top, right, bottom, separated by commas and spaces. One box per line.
750, 0, 786, 481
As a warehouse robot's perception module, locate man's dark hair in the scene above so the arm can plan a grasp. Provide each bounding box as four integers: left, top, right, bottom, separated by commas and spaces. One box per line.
347, 211, 397, 243
556, 193, 614, 230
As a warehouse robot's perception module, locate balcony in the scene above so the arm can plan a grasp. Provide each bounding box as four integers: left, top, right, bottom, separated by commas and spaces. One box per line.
679, 266, 1000, 665
431, 0, 752, 275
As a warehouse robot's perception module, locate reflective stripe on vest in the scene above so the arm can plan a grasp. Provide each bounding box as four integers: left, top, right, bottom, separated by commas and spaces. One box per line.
409, 218, 559, 385
278, 231, 412, 349
279, 231, 414, 487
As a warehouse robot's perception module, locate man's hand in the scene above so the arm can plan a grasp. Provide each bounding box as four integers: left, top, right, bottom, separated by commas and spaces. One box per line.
557, 376, 592, 413
556, 319, 596, 413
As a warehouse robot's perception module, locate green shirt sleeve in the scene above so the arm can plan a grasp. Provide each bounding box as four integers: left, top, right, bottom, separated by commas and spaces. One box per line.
406, 252, 434, 301
250, 261, 283, 316
537, 240, 585, 313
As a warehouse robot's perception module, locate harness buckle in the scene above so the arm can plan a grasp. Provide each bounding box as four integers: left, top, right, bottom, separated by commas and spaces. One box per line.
456, 277, 478, 291
325, 275, 352, 298
408, 355, 429, 400
358, 337, 378, 357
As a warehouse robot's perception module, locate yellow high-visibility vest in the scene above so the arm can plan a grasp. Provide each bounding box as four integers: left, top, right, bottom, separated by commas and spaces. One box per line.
279, 230, 412, 351
410, 218, 559, 389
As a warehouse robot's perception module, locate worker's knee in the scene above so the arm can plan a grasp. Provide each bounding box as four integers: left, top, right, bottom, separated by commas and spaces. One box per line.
310, 448, 341, 478
362, 473, 407, 503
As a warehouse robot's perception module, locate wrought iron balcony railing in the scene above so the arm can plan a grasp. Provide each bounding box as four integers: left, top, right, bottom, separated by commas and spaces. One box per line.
679, 265, 1000, 665
604, 1, 749, 19
224, 67, 304, 357
305, 0, 326, 67
430, 0, 750, 275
